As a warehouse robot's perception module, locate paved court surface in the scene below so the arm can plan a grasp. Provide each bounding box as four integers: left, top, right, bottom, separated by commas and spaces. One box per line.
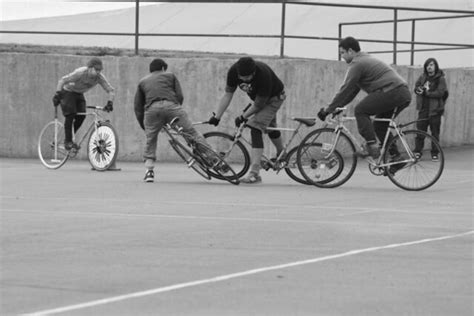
1, 146, 473, 316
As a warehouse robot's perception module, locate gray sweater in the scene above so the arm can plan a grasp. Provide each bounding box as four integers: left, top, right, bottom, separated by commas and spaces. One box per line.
327, 52, 407, 112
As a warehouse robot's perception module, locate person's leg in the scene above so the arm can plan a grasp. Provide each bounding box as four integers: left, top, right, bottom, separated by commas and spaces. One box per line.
143, 103, 165, 176
429, 114, 441, 156
60, 91, 79, 146
414, 110, 429, 154
64, 114, 75, 146
267, 119, 284, 158
73, 95, 86, 136
243, 96, 284, 182
355, 86, 411, 158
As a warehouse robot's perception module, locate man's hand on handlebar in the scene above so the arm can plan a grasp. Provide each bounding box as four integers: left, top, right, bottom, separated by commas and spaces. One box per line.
234, 115, 248, 127
104, 100, 113, 112
317, 108, 329, 121
208, 113, 220, 126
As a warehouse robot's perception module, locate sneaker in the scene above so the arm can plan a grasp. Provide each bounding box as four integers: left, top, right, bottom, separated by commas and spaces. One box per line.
64, 141, 79, 151
144, 170, 154, 183
387, 154, 407, 176
431, 154, 439, 162
413, 152, 422, 159
356, 143, 380, 159
367, 143, 381, 159
240, 172, 262, 184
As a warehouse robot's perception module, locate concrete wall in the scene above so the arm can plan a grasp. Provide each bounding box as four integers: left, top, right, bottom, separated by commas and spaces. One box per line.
1, 53, 472, 161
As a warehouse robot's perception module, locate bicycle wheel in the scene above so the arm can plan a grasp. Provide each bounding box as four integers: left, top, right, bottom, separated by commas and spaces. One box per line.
383, 130, 444, 191
87, 121, 119, 171
283, 146, 312, 185
169, 139, 211, 180
297, 142, 345, 187
297, 128, 357, 188
194, 144, 240, 185
38, 120, 70, 169
203, 131, 250, 179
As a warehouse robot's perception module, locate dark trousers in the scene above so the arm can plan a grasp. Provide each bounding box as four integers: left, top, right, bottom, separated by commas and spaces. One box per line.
354, 85, 411, 149
60, 91, 86, 143
415, 111, 441, 155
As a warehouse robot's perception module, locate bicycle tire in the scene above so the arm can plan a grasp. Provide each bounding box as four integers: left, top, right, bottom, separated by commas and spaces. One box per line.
297, 142, 345, 187
169, 139, 211, 180
283, 146, 312, 185
384, 130, 444, 191
194, 143, 240, 185
87, 121, 119, 171
38, 120, 70, 169
297, 128, 357, 188
203, 131, 250, 179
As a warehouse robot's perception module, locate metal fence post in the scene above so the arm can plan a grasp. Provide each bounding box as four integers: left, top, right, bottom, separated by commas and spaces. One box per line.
393, 9, 398, 64
280, 0, 286, 58
411, 19, 416, 65
135, 0, 140, 55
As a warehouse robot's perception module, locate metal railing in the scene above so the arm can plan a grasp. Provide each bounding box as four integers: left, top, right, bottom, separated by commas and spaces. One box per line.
1, 0, 473, 65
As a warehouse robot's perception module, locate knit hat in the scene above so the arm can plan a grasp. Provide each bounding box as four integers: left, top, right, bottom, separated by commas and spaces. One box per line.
149, 58, 168, 73
87, 57, 103, 70
236, 57, 256, 76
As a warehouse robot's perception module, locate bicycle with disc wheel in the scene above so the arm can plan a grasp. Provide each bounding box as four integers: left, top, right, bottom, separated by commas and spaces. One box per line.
163, 117, 240, 185
296, 107, 444, 191
38, 106, 119, 170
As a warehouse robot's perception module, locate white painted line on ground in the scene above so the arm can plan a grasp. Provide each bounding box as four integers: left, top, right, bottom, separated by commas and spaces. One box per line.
24, 230, 474, 316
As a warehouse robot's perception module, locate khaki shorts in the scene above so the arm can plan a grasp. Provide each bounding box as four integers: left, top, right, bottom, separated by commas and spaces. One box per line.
246, 95, 284, 132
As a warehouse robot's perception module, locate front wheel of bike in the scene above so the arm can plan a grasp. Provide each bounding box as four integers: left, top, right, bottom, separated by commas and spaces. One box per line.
38, 120, 70, 169
87, 121, 119, 171
194, 143, 240, 185
203, 131, 250, 179
283, 146, 312, 185
384, 130, 444, 191
297, 128, 356, 188
169, 139, 211, 180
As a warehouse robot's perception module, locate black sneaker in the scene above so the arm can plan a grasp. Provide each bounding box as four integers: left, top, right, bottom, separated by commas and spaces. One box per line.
144, 170, 154, 183
64, 142, 79, 151
387, 154, 406, 176
431, 154, 439, 162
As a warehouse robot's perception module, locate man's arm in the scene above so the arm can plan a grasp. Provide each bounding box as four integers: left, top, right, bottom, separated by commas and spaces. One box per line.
425, 76, 447, 99
326, 66, 361, 113
174, 75, 184, 105
98, 74, 115, 102
134, 84, 145, 130
214, 90, 235, 119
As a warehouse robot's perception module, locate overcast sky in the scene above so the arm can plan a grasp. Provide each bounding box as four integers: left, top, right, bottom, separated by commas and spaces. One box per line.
1, 0, 472, 21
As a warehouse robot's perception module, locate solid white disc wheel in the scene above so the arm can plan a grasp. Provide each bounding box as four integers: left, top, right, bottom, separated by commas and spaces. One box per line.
87, 122, 119, 171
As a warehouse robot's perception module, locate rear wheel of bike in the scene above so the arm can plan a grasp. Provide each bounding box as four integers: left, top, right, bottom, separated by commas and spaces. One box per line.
169, 139, 211, 180
283, 146, 312, 185
297, 128, 356, 188
384, 130, 444, 191
203, 131, 250, 179
87, 121, 119, 171
38, 120, 70, 169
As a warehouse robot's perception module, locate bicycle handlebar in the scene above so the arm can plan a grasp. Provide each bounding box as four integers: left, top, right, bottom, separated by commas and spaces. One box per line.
86, 105, 106, 111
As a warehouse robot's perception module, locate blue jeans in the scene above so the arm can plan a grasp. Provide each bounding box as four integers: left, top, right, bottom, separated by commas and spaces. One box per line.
143, 100, 207, 161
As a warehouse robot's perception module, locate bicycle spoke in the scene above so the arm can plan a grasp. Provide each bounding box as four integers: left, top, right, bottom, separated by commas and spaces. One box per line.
384, 130, 444, 190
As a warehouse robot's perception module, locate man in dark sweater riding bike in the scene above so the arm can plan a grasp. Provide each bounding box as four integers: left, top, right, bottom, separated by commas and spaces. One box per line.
318, 36, 412, 160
